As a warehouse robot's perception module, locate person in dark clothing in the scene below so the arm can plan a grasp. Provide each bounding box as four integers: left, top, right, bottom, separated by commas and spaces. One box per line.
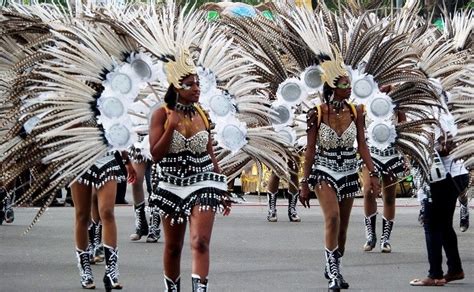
411, 142, 468, 286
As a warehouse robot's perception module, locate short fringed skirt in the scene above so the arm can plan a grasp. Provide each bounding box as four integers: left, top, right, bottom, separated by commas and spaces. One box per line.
368, 146, 406, 179
149, 186, 228, 224
308, 147, 360, 202
308, 170, 360, 202
149, 171, 228, 224
77, 158, 126, 189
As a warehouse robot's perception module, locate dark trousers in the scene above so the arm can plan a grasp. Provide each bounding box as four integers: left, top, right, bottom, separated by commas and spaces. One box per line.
145, 161, 152, 196
423, 174, 468, 278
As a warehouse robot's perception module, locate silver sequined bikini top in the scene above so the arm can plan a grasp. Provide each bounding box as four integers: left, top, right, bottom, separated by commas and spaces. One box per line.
317, 122, 357, 149
168, 130, 209, 154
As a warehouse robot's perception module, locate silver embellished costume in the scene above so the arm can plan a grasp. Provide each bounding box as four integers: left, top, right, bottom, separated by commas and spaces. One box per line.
308, 120, 360, 201
77, 152, 126, 189
149, 130, 227, 224
368, 145, 405, 178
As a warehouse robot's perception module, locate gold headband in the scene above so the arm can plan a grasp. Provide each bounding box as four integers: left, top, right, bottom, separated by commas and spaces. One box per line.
165, 49, 197, 89
320, 47, 348, 88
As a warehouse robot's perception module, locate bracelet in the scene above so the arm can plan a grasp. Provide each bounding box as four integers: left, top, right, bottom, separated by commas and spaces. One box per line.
369, 170, 380, 178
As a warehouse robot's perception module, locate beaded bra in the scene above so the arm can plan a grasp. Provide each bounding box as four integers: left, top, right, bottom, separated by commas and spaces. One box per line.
168, 130, 208, 154
317, 122, 357, 150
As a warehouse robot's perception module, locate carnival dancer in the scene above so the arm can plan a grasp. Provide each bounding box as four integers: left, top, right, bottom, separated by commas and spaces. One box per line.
149, 49, 231, 292
361, 85, 407, 253
72, 151, 136, 290
300, 62, 381, 290
266, 166, 301, 222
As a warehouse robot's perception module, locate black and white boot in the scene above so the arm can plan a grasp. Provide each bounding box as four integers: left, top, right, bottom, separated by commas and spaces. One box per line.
363, 213, 377, 251
460, 203, 469, 232
76, 248, 95, 289
164, 275, 180, 292
324, 248, 349, 289
146, 209, 161, 243
267, 191, 277, 222
87, 222, 96, 264
4, 194, 14, 223
130, 201, 149, 241
93, 221, 104, 263
325, 247, 342, 291
287, 191, 301, 222
380, 217, 394, 253
103, 245, 122, 291
192, 274, 208, 292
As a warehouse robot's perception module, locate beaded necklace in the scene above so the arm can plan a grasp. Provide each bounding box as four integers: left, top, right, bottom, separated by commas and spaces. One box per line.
175, 102, 196, 118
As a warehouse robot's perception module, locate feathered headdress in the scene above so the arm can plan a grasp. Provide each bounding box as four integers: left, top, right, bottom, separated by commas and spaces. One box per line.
320, 46, 348, 88
165, 49, 197, 88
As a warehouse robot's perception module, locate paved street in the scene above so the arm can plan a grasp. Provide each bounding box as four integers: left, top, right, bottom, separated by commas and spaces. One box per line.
1, 195, 473, 292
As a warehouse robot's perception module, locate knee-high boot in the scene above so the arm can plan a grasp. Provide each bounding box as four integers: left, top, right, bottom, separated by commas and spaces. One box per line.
380, 217, 394, 253
76, 248, 95, 289
267, 191, 277, 222
87, 222, 96, 264
325, 247, 342, 291
103, 245, 122, 291
130, 201, 149, 241
287, 191, 301, 222
147, 209, 161, 243
324, 248, 349, 289
93, 220, 104, 263
363, 212, 377, 251
4, 193, 14, 223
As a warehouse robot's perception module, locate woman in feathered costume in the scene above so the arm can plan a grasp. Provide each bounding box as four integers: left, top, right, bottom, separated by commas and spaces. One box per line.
276, 1, 440, 289
300, 52, 381, 290
148, 48, 231, 292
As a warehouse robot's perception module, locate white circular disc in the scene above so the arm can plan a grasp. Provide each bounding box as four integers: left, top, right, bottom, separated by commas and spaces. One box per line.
353, 78, 374, 98
209, 94, 231, 117
132, 60, 152, 79
106, 124, 131, 146
101, 97, 125, 118
280, 82, 302, 103
271, 105, 291, 125
372, 123, 391, 143
370, 97, 391, 118
278, 129, 294, 145
222, 124, 246, 151
303, 68, 323, 89
111, 73, 132, 94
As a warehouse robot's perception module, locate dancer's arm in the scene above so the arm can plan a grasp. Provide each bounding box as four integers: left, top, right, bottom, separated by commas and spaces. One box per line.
300, 108, 318, 208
